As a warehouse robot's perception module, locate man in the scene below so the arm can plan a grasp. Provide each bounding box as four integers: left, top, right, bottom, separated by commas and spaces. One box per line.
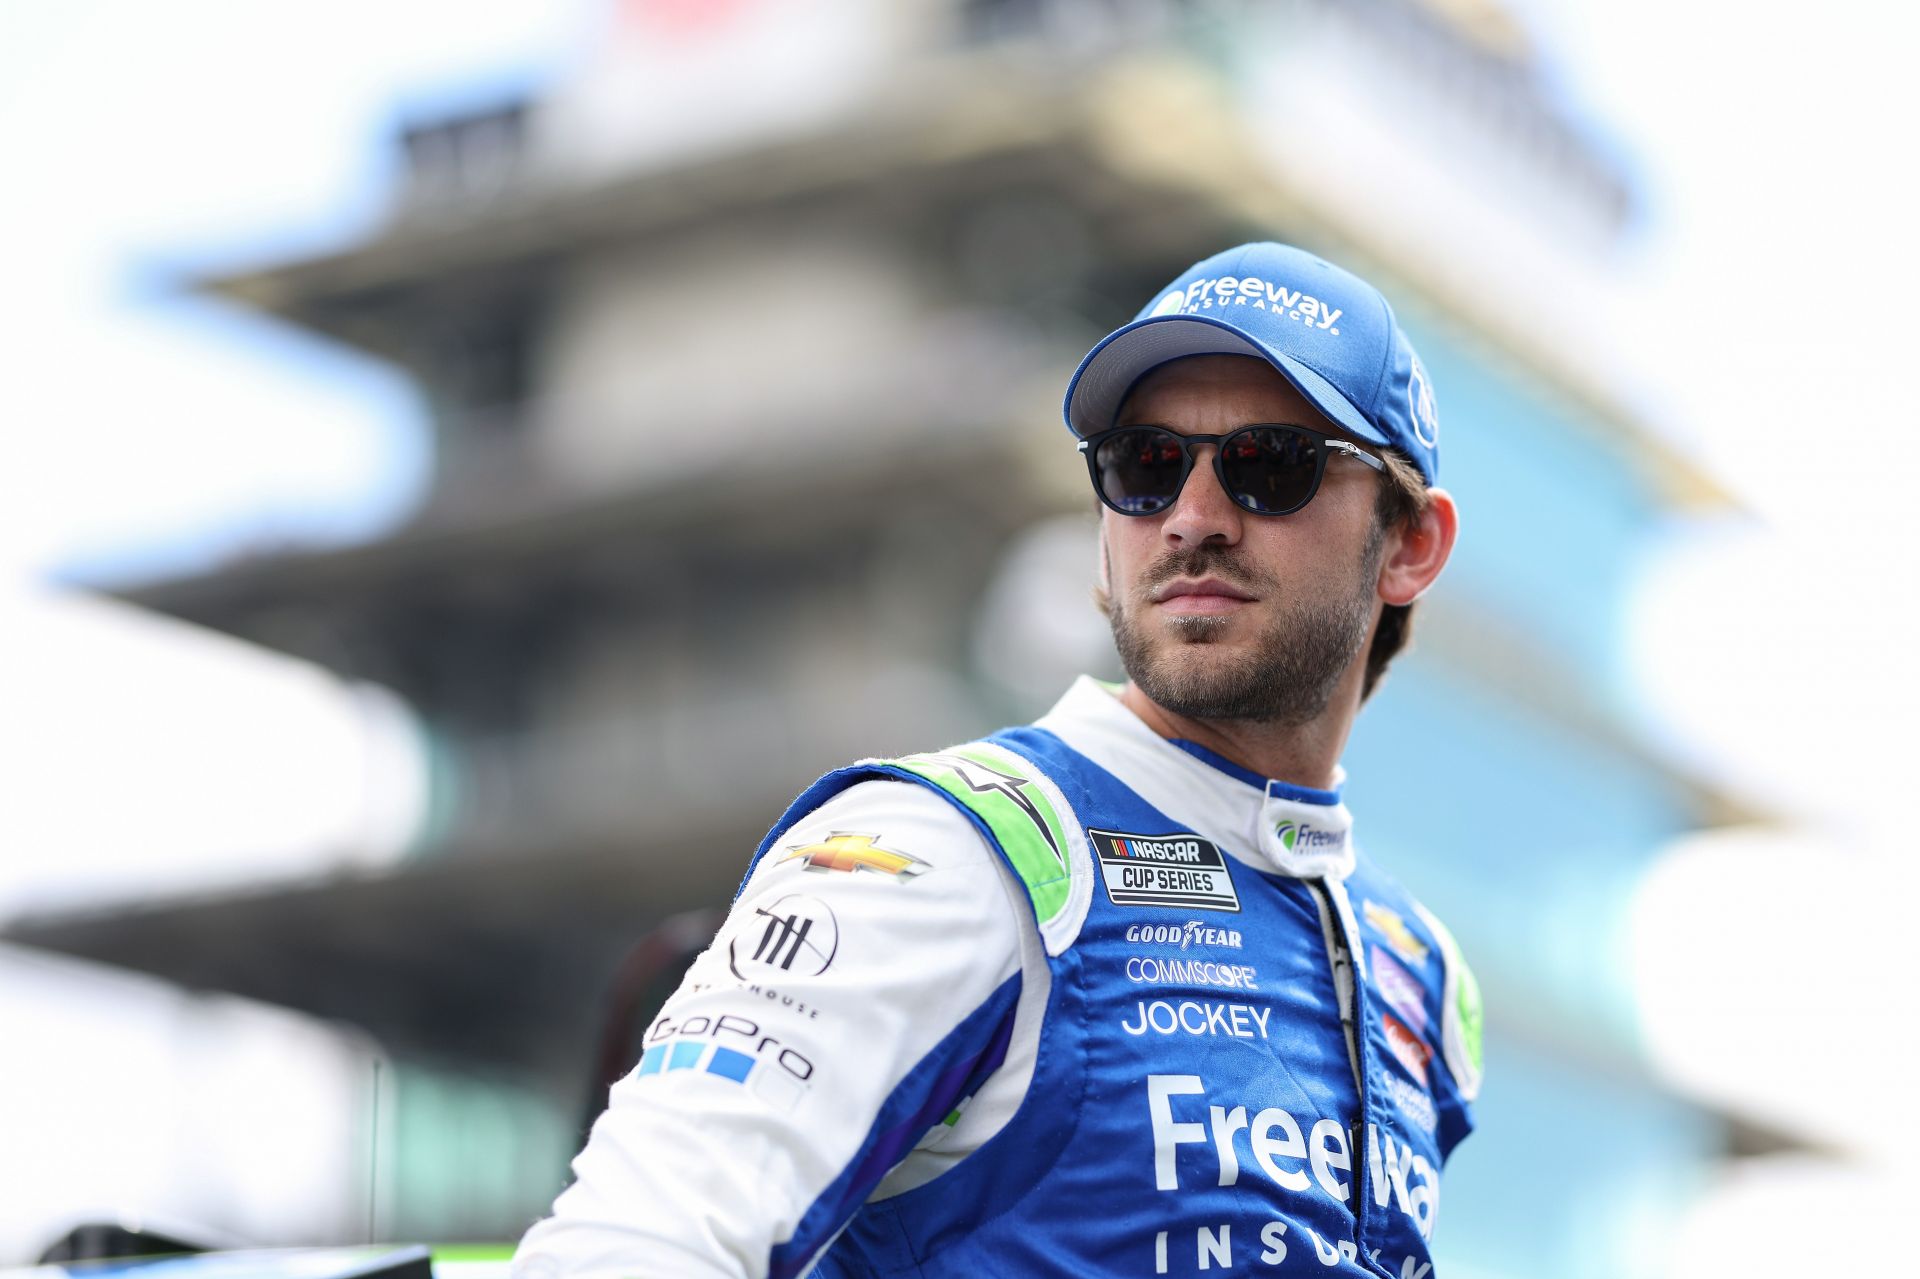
514, 243, 1482, 1278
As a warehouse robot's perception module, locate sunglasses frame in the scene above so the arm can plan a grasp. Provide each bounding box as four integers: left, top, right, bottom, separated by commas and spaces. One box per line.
1077, 422, 1385, 518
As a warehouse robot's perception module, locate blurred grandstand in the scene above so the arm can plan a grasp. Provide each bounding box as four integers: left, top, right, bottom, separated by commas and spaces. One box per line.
3, 1, 1782, 1273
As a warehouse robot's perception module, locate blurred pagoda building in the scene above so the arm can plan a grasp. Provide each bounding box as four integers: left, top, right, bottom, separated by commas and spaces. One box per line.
9, 1, 1764, 1271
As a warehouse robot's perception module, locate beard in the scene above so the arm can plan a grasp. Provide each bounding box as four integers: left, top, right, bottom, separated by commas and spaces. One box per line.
1106, 533, 1383, 726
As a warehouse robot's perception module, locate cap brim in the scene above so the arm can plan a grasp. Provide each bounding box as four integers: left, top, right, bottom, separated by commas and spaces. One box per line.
1062, 314, 1387, 448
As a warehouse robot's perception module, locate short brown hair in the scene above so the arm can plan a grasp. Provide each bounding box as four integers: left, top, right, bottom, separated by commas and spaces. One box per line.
1361, 448, 1431, 701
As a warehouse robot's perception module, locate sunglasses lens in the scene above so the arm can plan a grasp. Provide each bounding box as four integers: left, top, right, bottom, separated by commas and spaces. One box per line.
1093, 428, 1187, 514
1218, 427, 1320, 514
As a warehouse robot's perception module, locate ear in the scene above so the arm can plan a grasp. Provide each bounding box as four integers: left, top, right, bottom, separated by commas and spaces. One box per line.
1378, 488, 1458, 606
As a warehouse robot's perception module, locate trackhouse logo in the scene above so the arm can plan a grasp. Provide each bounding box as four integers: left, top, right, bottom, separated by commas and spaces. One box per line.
728, 894, 839, 980
1149, 276, 1343, 335
1090, 829, 1240, 912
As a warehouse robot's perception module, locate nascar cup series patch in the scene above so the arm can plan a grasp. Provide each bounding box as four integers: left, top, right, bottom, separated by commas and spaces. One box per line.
1088, 829, 1240, 912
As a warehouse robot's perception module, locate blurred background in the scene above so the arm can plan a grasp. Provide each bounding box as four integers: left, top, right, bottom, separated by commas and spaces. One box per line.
2, 0, 1915, 1275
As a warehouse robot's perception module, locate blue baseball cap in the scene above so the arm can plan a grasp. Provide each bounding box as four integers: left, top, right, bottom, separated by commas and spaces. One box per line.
1063, 242, 1441, 484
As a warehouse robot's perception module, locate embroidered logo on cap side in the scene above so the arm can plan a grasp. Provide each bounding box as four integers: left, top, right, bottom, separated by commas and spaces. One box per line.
1409, 352, 1439, 448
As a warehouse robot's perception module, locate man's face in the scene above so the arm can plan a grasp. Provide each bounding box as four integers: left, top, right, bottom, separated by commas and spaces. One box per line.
1100, 354, 1387, 726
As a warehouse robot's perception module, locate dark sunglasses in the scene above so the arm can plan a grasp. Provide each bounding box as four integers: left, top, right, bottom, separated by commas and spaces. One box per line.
1078, 423, 1385, 517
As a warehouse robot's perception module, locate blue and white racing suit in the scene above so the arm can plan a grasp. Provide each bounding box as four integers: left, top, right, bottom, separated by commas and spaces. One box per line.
514, 677, 1483, 1278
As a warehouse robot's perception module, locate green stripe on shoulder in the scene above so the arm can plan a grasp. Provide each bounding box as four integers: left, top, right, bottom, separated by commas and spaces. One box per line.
1441, 926, 1483, 1075
887, 745, 1073, 926
1416, 903, 1484, 1098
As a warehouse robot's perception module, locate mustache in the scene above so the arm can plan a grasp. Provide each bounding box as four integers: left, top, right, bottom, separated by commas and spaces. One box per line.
1137, 544, 1272, 596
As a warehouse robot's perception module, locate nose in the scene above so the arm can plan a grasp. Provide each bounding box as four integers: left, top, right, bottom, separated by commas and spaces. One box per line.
1159, 444, 1244, 548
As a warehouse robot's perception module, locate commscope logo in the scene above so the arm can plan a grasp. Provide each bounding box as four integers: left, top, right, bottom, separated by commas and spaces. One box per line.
1125, 956, 1260, 991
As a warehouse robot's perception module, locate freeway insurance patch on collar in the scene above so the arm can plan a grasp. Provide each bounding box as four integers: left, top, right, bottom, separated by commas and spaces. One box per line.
1088, 829, 1240, 913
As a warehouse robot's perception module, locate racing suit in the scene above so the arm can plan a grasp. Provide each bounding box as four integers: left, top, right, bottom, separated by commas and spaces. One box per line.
514, 677, 1483, 1278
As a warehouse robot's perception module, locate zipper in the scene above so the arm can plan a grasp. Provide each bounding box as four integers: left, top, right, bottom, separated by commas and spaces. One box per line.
1309, 876, 1377, 1273
1309, 878, 1363, 1095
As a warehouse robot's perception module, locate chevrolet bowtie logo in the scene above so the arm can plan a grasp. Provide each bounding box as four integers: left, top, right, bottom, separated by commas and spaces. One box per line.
781, 833, 930, 880
1363, 900, 1430, 967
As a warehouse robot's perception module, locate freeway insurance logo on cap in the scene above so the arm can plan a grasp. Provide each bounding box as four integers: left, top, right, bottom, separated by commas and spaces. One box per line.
1144, 273, 1345, 335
